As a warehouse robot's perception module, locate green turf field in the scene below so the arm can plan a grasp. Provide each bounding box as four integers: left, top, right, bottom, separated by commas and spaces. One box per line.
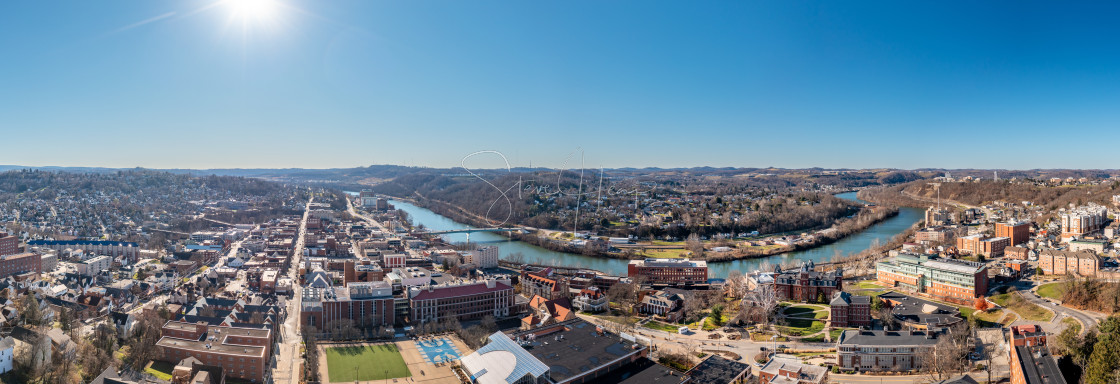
325, 344, 411, 382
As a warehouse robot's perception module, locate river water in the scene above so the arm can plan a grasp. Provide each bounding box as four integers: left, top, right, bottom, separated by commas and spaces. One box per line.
377, 192, 922, 279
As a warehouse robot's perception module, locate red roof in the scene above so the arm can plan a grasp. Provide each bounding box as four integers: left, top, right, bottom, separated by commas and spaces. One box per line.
411, 281, 512, 301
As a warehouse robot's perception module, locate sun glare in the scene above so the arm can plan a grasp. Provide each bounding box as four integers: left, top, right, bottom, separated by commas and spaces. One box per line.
226, 0, 280, 23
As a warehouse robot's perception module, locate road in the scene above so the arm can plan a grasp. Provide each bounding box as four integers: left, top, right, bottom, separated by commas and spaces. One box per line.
271, 197, 313, 384
1021, 286, 1103, 336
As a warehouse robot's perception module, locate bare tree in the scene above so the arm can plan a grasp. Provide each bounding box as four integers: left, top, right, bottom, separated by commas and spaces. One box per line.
726, 270, 745, 299
685, 233, 704, 257
926, 331, 969, 382
741, 283, 777, 329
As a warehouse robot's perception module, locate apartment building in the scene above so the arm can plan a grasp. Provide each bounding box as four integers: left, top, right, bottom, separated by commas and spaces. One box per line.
1004, 246, 1030, 260
78, 255, 112, 276
408, 279, 515, 323
836, 328, 948, 372
0, 252, 41, 278
300, 281, 396, 329
995, 221, 1031, 246
627, 258, 708, 286
0, 234, 18, 256
460, 245, 499, 268
1069, 239, 1107, 254
877, 253, 988, 303
830, 292, 871, 328
156, 321, 272, 382
915, 227, 955, 244
1060, 204, 1108, 240
27, 240, 140, 261
925, 207, 951, 227
1037, 249, 1100, 277
772, 261, 843, 303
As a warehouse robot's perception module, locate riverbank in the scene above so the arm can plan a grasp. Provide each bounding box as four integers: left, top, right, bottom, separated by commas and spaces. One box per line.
392, 192, 902, 263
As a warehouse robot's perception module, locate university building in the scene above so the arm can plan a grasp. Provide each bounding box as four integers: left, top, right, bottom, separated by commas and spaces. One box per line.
876, 253, 988, 304
408, 278, 515, 324
300, 281, 396, 329
995, 221, 1031, 246
772, 261, 843, 303
627, 258, 708, 286
156, 321, 272, 382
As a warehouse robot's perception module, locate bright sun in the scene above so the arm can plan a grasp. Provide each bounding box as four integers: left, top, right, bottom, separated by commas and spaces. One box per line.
226, 0, 280, 23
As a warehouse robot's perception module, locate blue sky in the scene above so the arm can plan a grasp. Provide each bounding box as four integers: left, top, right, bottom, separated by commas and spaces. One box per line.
2, 1, 1119, 170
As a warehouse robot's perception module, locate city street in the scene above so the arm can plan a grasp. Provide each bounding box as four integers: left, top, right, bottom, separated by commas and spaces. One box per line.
271, 197, 313, 384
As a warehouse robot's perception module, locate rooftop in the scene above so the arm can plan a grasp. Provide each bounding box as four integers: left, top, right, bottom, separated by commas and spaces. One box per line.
510, 320, 647, 383
584, 358, 681, 384
837, 328, 947, 347
685, 355, 750, 384
1014, 345, 1066, 384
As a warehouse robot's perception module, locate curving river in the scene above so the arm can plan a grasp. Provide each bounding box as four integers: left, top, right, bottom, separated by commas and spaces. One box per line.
381, 192, 922, 279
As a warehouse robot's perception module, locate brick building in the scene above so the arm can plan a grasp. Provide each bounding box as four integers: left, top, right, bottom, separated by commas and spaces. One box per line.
627, 258, 708, 286
0, 234, 18, 256
521, 269, 570, 300
772, 261, 842, 303
1037, 248, 1100, 277
956, 235, 1010, 257
914, 227, 955, 244
0, 252, 41, 279
995, 221, 1031, 246
408, 279, 515, 324
1004, 246, 1030, 260
1008, 325, 1064, 384
829, 292, 871, 328
156, 321, 272, 382
836, 328, 948, 372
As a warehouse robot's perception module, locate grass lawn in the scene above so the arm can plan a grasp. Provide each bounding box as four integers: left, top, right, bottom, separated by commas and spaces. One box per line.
593, 313, 639, 327
1037, 282, 1067, 300
856, 280, 883, 289
783, 306, 816, 317
643, 321, 682, 333
777, 319, 825, 336
992, 291, 1053, 322
145, 361, 175, 381
1063, 317, 1082, 335
325, 344, 411, 382
640, 249, 687, 258
703, 314, 733, 331
750, 332, 788, 342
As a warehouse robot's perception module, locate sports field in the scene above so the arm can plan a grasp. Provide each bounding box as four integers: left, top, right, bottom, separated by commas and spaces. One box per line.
325, 344, 411, 382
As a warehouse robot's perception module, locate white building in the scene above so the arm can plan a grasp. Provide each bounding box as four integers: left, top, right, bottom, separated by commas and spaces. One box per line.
462, 246, 500, 269
0, 336, 13, 374
78, 255, 111, 276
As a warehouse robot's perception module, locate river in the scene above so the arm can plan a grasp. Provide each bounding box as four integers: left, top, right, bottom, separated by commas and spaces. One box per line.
374, 192, 922, 279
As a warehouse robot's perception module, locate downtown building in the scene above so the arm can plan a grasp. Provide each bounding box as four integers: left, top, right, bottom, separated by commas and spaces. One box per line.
876, 253, 988, 304
408, 278, 516, 324
772, 261, 843, 303
300, 281, 396, 329
627, 258, 708, 286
